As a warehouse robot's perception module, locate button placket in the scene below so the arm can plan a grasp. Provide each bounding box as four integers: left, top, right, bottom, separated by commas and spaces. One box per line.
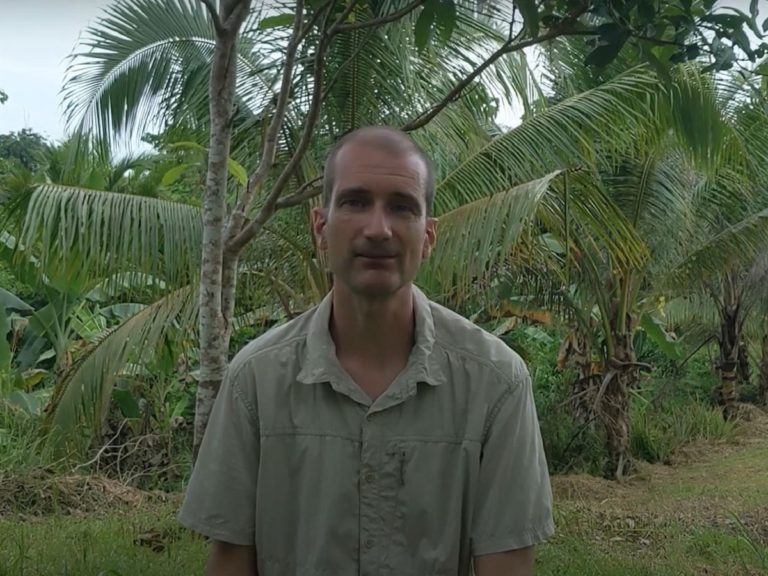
359, 417, 378, 575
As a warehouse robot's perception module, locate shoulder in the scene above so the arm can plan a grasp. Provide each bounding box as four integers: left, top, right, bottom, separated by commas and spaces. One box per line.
227, 305, 316, 380
428, 299, 530, 392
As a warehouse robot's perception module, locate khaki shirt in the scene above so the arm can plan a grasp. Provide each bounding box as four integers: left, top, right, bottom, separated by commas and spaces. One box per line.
179, 286, 554, 576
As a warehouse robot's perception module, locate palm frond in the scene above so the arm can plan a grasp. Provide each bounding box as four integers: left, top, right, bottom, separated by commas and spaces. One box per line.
43, 285, 196, 453
62, 0, 275, 146
18, 185, 202, 290
667, 206, 768, 287
435, 66, 661, 215
420, 171, 562, 293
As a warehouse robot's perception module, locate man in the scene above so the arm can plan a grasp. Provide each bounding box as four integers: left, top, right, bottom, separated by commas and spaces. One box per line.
178, 126, 554, 575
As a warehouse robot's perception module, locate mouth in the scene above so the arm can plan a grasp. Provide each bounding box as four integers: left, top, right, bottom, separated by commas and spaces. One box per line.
355, 251, 397, 259
355, 252, 397, 265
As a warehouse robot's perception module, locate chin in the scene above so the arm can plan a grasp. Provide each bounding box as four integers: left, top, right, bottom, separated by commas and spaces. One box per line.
350, 277, 405, 299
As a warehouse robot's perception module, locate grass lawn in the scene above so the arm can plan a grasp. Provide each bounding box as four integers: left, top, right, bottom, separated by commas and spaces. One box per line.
1, 426, 766, 575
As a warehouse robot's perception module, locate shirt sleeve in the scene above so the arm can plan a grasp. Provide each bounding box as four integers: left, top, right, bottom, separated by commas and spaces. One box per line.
470, 367, 555, 556
177, 365, 259, 545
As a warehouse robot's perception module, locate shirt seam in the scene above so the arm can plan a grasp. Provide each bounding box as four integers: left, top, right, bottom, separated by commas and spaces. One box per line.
482, 386, 513, 441
227, 333, 309, 426
433, 337, 523, 393
232, 333, 308, 370
260, 430, 484, 444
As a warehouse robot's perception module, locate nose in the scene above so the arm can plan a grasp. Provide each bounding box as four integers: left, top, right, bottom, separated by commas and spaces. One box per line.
362, 203, 392, 241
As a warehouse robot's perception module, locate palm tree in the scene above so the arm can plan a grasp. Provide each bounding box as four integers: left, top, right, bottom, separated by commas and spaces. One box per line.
455, 39, 768, 478
25, 0, 763, 465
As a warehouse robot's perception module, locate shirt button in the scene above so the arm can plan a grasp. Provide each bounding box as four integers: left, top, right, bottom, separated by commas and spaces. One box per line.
364, 471, 375, 483
365, 538, 374, 549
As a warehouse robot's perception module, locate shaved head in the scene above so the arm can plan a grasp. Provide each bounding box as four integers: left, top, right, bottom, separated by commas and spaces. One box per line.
323, 126, 436, 215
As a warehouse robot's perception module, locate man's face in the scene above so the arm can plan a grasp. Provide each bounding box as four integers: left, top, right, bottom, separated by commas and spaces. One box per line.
312, 141, 437, 299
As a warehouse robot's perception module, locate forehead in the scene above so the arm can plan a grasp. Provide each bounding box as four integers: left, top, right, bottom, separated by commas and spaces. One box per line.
332, 141, 427, 193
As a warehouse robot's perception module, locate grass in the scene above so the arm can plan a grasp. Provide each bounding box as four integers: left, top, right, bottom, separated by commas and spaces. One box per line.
0, 501, 206, 576
1, 416, 766, 576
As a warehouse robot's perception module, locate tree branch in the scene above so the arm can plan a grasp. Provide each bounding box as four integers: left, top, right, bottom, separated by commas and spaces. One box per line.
401, 5, 593, 132
298, 0, 336, 44
330, 0, 364, 32
334, 0, 426, 33
275, 176, 323, 209
198, 0, 224, 35
225, 0, 306, 242
227, 2, 335, 255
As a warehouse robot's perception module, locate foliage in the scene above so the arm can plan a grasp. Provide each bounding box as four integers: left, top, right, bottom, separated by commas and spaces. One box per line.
0, 130, 49, 173
630, 396, 738, 464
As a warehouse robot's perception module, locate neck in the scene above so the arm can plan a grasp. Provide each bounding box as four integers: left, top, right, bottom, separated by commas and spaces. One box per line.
330, 283, 416, 366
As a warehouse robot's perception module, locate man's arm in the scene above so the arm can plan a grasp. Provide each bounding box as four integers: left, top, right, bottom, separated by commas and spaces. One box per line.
474, 547, 534, 576
206, 541, 258, 576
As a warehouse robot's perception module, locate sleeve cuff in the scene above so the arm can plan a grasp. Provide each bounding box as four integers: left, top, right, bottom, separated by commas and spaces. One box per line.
472, 519, 556, 556
177, 509, 255, 547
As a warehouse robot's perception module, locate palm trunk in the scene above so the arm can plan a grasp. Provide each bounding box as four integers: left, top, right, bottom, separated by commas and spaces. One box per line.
559, 329, 597, 425
193, 1, 250, 459
737, 340, 751, 388
601, 331, 636, 481
759, 334, 768, 407
715, 300, 740, 421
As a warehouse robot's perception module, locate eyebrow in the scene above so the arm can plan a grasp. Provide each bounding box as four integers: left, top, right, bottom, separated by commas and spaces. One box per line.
334, 187, 423, 213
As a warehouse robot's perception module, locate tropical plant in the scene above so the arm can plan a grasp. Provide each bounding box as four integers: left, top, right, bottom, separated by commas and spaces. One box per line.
57, 0, 768, 456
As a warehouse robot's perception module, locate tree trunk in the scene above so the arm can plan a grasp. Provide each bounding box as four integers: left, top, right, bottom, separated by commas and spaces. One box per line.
715, 305, 740, 421
759, 334, 768, 407
600, 331, 636, 481
558, 329, 598, 425
737, 340, 751, 388
193, 1, 250, 459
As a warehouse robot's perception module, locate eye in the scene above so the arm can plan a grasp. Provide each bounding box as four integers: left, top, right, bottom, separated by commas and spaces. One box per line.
392, 203, 418, 215
339, 197, 365, 208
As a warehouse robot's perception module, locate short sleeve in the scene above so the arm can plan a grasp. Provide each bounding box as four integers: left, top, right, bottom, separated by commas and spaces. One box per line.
177, 365, 259, 545
470, 367, 555, 556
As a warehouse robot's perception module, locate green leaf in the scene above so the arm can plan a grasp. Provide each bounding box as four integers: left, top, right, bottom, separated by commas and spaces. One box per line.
0, 287, 33, 313
21, 368, 48, 389
0, 306, 10, 369
435, 0, 457, 44
167, 140, 206, 154
171, 396, 190, 420
515, 0, 539, 38
414, 0, 438, 51
763, 17, 768, 33
112, 387, 141, 419
585, 40, 628, 68
258, 13, 294, 30
5, 390, 43, 416
227, 158, 248, 187
640, 313, 684, 361
638, 1, 656, 25
751, 0, 759, 19
161, 164, 190, 187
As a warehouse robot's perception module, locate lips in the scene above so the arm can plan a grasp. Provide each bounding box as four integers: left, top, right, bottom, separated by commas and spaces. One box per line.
354, 248, 397, 259
356, 253, 396, 259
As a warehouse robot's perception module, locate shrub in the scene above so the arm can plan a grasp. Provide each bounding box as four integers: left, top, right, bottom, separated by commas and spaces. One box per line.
630, 394, 738, 464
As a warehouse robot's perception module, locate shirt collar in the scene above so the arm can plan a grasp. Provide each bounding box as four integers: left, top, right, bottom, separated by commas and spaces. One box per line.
297, 284, 446, 388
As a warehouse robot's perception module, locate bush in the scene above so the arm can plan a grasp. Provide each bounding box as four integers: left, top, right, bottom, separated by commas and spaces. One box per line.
501, 324, 607, 475
630, 395, 738, 464
0, 403, 56, 471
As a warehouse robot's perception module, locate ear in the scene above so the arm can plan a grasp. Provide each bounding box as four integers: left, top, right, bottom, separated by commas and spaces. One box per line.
422, 217, 438, 259
311, 206, 328, 250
